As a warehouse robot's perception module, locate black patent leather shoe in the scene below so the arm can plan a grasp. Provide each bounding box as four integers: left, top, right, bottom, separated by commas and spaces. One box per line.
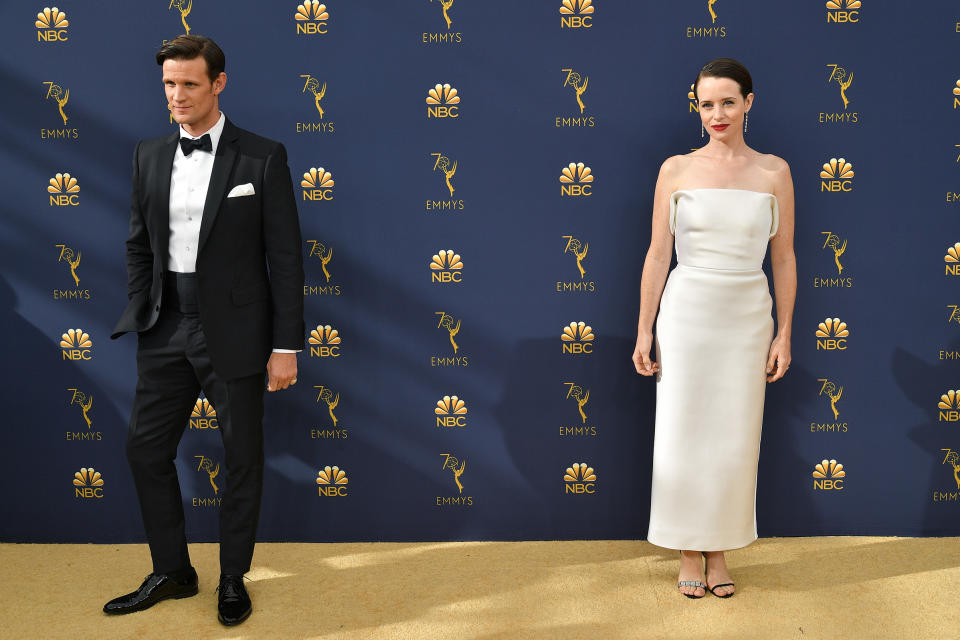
103, 568, 199, 615
217, 574, 252, 626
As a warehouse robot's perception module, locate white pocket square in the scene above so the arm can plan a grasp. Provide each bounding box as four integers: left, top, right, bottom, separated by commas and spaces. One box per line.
227, 183, 255, 198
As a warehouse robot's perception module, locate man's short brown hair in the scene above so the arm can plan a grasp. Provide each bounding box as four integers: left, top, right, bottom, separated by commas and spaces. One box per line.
156, 35, 225, 82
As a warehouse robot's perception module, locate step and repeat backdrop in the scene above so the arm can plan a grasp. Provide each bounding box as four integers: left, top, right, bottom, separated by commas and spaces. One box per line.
1, 1, 958, 543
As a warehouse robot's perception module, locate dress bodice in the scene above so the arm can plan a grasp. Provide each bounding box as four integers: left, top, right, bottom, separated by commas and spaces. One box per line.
669, 189, 779, 271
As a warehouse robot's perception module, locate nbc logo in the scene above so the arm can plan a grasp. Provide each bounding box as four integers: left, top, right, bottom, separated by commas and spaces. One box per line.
688, 84, 698, 113
308, 324, 341, 357
562, 321, 594, 354
939, 390, 960, 422
169, 0, 192, 34
819, 158, 854, 192
430, 250, 463, 283
315, 384, 340, 426
60, 328, 92, 360
815, 317, 848, 350
73, 467, 103, 498
295, 1, 329, 34
559, 0, 594, 28
435, 395, 467, 428
945, 243, 960, 276
317, 465, 348, 497
560, 162, 593, 197
564, 462, 596, 494
36, 6, 68, 41
954, 80, 960, 109
43, 81, 70, 126
48, 172, 79, 206
812, 459, 845, 490
301, 167, 334, 201
189, 396, 218, 430
825, 0, 860, 23
426, 83, 460, 118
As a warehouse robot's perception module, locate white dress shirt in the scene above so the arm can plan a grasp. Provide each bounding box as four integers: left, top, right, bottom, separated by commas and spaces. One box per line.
168, 112, 296, 354
168, 111, 225, 273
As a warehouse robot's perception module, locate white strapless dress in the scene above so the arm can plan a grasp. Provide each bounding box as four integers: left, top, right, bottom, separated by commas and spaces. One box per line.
647, 188, 779, 551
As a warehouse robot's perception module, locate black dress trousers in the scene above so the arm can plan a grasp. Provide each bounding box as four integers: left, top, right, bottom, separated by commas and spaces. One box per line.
125, 272, 265, 576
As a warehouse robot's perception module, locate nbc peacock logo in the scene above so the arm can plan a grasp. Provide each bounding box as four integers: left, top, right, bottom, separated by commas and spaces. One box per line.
819, 158, 854, 192
812, 459, 845, 490
36, 6, 68, 42
954, 80, 960, 110
945, 243, 960, 276
295, 1, 329, 34
559, 162, 594, 197
73, 467, 103, 498
316, 465, 348, 497
939, 390, 960, 422
301, 167, 334, 201
435, 395, 467, 428
48, 172, 79, 206
430, 250, 463, 284
559, 0, 593, 28
189, 396, 218, 430
562, 321, 595, 355
564, 462, 596, 494
426, 83, 460, 118
308, 324, 341, 358
688, 84, 698, 113
815, 317, 849, 350
60, 328, 92, 361
825, 0, 860, 23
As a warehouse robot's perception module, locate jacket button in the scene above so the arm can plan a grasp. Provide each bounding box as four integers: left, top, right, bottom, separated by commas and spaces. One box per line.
155, 305, 161, 311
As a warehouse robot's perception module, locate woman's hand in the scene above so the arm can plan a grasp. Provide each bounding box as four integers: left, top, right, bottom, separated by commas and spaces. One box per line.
632, 331, 660, 376
765, 335, 791, 383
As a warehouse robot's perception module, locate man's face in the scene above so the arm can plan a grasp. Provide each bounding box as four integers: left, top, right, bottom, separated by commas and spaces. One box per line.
163, 56, 225, 132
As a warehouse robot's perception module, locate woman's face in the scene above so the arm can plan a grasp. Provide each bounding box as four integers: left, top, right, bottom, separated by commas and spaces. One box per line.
696, 76, 753, 139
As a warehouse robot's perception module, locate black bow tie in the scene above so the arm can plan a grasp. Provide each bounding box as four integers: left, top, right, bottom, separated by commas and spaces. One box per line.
179, 134, 212, 156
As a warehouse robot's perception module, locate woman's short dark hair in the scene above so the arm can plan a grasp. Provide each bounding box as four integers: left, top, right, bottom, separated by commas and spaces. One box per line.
156, 35, 225, 82
693, 58, 752, 100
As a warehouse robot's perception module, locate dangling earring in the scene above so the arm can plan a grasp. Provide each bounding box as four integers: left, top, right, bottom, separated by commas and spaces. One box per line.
701, 123, 704, 138
744, 112, 749, 134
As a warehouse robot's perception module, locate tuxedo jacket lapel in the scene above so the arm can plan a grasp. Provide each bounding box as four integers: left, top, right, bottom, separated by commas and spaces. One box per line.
151, 131, 179, 264
198, 119, 240, 254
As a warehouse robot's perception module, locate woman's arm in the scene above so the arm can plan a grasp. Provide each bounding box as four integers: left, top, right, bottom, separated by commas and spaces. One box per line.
633, 157, 680, 376
766, 157, 797, 382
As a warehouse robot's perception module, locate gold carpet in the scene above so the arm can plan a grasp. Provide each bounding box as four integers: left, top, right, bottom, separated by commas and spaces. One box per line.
1, 538, 958, 639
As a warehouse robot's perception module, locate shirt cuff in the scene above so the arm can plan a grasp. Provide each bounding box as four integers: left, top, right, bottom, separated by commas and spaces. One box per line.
272, 348, 301, 354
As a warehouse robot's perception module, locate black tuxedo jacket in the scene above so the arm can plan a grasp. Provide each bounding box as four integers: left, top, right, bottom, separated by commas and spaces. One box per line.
111, 118, 305, 379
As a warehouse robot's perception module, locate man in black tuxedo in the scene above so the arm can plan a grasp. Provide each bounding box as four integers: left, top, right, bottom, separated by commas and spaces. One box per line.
104, 35, 304, 626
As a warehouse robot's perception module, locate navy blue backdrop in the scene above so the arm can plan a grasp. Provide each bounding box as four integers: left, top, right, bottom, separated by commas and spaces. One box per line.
2, 1, 958, 543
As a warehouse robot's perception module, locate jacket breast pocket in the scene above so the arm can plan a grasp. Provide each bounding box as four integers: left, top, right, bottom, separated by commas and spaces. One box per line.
232, 282, 269, 306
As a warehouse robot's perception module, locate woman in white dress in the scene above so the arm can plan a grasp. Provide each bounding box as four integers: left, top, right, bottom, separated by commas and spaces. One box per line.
632, 59, 797, 598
